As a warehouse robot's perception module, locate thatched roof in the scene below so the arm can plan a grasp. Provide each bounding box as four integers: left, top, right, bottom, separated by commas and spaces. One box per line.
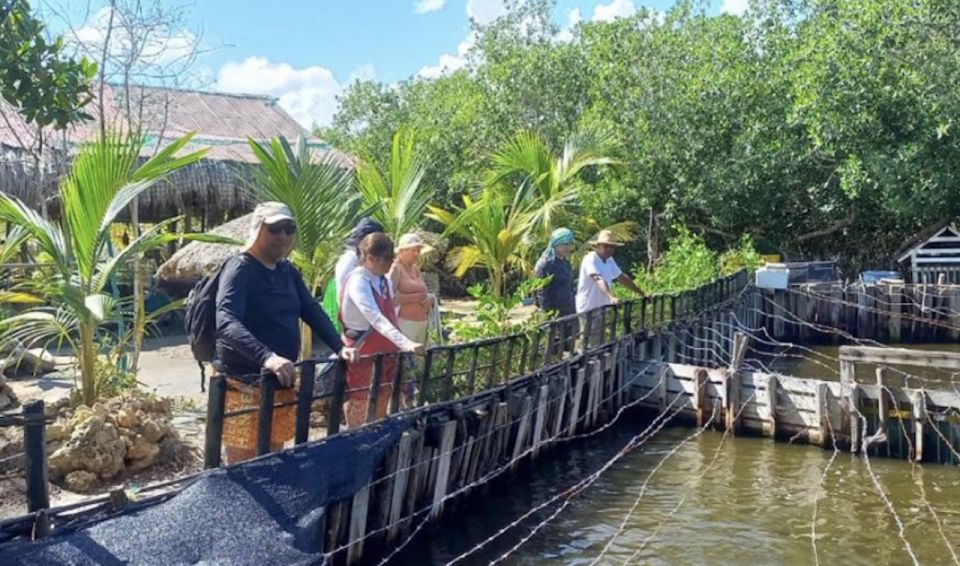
154, 213, 250, 296
0, 84, 351, 223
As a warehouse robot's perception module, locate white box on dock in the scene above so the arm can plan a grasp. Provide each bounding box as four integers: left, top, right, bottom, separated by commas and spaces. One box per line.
756, 263, 790, 289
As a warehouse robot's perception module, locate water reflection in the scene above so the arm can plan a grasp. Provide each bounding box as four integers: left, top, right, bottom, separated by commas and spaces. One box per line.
392, 413, 960, 565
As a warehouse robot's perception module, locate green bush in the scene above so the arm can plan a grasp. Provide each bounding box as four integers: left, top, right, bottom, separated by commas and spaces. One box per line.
627, 228, 761, 296
449, 276, 553, 342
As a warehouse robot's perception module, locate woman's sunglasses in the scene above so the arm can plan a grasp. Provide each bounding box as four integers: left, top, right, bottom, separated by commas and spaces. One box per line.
267, 222, 297, 236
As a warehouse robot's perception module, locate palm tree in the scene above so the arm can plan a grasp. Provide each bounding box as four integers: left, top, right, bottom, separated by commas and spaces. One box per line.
427, 189, 535, 299
0, 132, 224, 405
488, 128, 620, 240
248, 136, 364, 293
355, 128, 430, 240
247, 136, 365, 358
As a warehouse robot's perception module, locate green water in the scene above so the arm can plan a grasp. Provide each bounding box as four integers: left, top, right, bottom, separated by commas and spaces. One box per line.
393, 415, 960, 565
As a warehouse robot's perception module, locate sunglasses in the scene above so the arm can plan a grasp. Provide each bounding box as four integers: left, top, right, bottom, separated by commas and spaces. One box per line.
267, 222, 297, 236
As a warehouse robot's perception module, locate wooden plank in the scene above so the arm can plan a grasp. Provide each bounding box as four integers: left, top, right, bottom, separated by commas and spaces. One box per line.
913, 391, 926, 462
764, 375, 778, 438
511, 396, 534, 467
850, 384, 862, 454
347, 484, 371, 564
567, 368, 587, 436
553, 371, 570, 440
586, 360, 602, 428
724, 369, 740, 433
430, 420, 458, 518
532, 384, 550, 457
814, 382, 828, 447
694, 368, 709, 427
839, 345, 960, 370
387, 431, 415, 542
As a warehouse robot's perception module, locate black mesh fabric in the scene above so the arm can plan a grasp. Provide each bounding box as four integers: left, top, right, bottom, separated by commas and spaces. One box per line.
1, 418, 410, 565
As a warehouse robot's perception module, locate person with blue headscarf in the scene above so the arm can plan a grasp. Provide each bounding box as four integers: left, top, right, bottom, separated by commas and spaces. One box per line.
534, 228, 577, 317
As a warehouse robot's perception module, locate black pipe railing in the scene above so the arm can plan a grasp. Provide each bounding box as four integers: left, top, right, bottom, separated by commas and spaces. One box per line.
0, 269, 750, 530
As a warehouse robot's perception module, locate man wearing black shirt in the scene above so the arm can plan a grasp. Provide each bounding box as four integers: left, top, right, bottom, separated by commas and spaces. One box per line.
215, 202, 356, 461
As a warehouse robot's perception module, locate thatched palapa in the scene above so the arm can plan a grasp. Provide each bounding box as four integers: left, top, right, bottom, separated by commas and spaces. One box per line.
0, 84, 350, 225
154, 213, 251, 297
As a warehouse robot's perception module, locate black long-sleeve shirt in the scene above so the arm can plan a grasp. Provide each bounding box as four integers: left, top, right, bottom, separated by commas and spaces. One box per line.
215, 253, 343, 380
533, 253, 576, 316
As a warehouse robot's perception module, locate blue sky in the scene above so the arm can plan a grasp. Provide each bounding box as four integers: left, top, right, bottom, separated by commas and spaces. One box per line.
47, 0, 743, 129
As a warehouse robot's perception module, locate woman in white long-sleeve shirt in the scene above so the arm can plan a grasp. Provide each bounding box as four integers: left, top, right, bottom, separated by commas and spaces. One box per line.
339, 233, 423, 426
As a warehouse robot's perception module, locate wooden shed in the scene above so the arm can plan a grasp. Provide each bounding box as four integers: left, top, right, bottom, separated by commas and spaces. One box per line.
895, 219, 960, 283
0, 84, 349, 227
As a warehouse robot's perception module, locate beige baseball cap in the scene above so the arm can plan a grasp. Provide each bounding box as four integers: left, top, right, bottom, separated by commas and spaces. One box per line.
243, 201, 295, 249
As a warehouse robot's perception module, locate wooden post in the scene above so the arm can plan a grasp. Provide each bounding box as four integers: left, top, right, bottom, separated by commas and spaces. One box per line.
566, 368, 586, 436
23, 401, 49, 513
256, 373, 277, 456
295, 361, 316, 445
585, 359, 602, 428
658, 364, 670, 411
849, 384, 861, 454
553, 370, 570, 439
204, 373, 227, 468
764, 375, 778, 438
839, 360, 854, 448
532, 384, 550, 457
430, 420, 458, 518
912, 390, 926, 462
814, 382, 831, 448
387, 431, 415, 542
347, 484, 371, 563
693, 368, 709, 428
511, 395, 534, 467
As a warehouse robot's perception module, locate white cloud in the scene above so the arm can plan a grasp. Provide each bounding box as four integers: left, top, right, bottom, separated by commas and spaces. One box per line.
592, 0, 637, 22
557, 7, 582, 43
721, 0, 749, 15
466, 0, 507, 25
417, 36, 474, 79
216, 57, 353, 129
70, 7, 198, 67
415, 0, 446, 14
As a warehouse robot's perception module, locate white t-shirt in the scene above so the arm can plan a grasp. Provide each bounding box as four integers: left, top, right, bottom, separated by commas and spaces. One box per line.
576, 251, 622, 313
334, 250, 359, 298
340, 267, 417, 351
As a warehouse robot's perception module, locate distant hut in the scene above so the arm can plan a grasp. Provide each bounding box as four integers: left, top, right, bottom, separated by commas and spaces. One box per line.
0, 84, 348, 229
895, 219, 960, 283
155, 213, 251, 297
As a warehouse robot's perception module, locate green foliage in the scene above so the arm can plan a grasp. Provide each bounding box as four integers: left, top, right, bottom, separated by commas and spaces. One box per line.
355, 128, 431, 240
324, 0, 960, 272
0, 0, 96, 128
0, 132, 229, 405
631, 228, 761, 295
247, 136, 365, 293
449, 276, 552, 342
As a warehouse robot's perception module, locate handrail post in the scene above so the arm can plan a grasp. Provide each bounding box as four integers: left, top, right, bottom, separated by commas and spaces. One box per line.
256, 372, 277, 457
366, 354, 384, 424
295, 360, 316, 445
204, 373, 227, 468
327, 360, 347, 436
23, 400, 49, 513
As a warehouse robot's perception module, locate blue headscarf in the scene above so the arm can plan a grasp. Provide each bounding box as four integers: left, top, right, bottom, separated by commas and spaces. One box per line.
544, 228, 575, 261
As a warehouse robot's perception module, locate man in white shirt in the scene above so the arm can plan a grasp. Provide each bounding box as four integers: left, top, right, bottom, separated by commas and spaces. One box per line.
576, 230, 644, 345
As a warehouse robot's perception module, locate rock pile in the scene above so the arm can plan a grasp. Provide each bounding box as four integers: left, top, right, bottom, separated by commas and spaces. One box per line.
0, 374, 18, 410
45, 395, 183, 493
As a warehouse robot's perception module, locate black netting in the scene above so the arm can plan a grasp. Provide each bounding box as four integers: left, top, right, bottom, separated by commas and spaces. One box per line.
1, 417, 409, 565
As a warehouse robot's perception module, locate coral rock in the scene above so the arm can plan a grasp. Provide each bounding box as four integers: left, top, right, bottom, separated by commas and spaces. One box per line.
64, 470, 98, 494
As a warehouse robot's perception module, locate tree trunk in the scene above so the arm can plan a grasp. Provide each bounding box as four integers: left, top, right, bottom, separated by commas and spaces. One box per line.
129, 199, 144, 372
646, 208, 660, 269
79, 321, 98, 406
